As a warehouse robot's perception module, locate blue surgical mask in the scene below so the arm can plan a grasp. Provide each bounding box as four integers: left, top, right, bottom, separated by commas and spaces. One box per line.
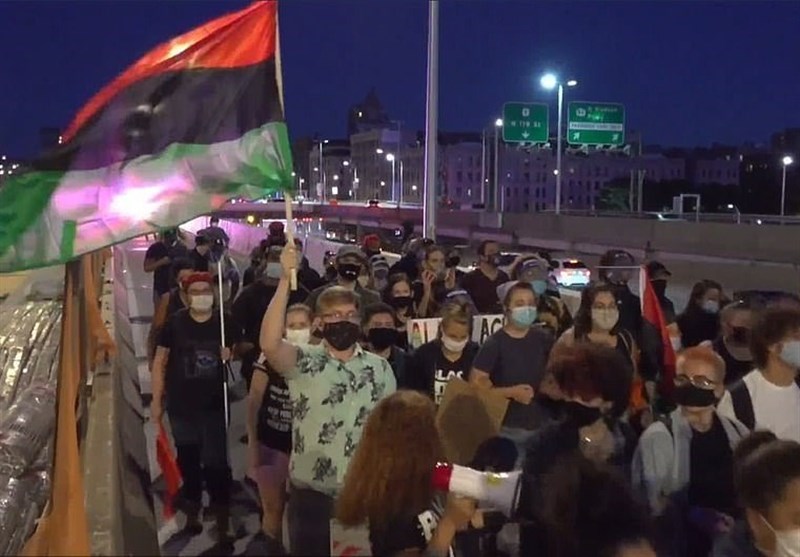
780, 340, 800, 369
510, 306, 538, 328
702, 300, 720, 314
265, 262, 282, 280
531, 280, 548, 296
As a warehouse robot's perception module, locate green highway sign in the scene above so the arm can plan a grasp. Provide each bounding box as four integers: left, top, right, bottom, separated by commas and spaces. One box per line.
567, 102, 625, 146
502, 102, 549, 143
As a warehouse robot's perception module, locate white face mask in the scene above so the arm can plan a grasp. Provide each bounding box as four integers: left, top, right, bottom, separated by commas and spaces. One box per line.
780, 340, 800, 369
591, 308, 619, 331
190, 294, 214, 312
762, 515, 800, 557
285, 328, 311, 346
670, 336, 683, 353
441, 335, 468, 353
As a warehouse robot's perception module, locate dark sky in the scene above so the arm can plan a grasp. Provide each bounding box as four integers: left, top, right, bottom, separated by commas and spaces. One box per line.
1, 1, 798, 157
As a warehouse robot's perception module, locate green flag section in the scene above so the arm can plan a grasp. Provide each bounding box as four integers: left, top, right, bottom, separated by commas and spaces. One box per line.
0, 1, 293, 273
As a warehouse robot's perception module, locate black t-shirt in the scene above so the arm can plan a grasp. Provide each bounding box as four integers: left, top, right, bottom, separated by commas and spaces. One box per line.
460, 268, 509, 314
145, 242, 171, 296
407, 339, 479, 405
369, 499, 452, 557
158, 309, 240, 416
689, 414, 736, 516
473, 327, 554, 429
231, 281, 307, 347
165, 288, 187, 319
189, 248, 210, 272
713, 337, 753, 386
253, 354, 292, 454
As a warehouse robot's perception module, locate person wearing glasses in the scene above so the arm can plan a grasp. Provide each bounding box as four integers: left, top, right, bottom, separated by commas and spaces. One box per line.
632, 346, 749, 557
260, 243, 396, 556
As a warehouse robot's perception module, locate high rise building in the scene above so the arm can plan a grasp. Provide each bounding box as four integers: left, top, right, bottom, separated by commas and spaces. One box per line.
346, 88, 392, 138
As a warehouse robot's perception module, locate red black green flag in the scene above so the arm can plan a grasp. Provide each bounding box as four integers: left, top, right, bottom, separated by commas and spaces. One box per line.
0, 1, 292, 272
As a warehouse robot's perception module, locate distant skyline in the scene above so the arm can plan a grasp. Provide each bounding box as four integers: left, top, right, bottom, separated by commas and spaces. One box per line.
1, 1, 799, 157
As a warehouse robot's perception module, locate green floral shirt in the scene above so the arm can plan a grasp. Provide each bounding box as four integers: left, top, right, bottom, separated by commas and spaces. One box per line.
285, 343, 396, 495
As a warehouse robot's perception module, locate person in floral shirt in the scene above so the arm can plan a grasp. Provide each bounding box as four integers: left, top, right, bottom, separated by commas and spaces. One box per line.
260, 243, 396, 556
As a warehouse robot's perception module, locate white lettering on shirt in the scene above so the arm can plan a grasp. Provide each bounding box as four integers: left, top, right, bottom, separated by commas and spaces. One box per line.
434, 368, 463, 405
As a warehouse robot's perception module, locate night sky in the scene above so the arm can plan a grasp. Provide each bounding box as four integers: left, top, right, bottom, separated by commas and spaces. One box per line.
1, 0, 799, 157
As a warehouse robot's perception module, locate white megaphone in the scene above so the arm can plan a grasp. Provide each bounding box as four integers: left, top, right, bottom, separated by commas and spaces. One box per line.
432, 462, 523, 518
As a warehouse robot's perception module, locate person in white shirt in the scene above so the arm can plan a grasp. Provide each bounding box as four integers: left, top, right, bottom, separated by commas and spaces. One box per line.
717, 307, 800, 442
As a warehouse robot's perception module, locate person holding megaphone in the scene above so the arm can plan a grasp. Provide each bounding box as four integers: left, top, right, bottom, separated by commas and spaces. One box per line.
336, 390, 480, 556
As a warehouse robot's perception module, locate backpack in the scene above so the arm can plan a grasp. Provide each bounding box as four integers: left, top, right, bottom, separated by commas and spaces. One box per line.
729, 375, 800, 431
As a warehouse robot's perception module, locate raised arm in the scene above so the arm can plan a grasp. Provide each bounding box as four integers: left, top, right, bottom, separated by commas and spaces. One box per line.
260, 244, 299, 374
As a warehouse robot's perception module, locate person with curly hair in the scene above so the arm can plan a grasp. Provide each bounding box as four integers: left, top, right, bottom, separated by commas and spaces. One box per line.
336, 390, 478, 556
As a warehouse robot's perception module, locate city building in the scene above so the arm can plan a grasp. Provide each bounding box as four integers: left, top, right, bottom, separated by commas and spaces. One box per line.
307, 139, 353, 201
0, 155, 25, 187
346, 88, 392, 138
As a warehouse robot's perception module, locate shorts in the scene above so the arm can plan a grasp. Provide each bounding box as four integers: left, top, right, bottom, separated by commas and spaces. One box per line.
256, 444, 290, 494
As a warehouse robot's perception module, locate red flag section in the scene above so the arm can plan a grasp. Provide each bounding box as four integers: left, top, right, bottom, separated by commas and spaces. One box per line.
640, 265, 677, 400
157, 422, 182, 519
62, 1, 278, 142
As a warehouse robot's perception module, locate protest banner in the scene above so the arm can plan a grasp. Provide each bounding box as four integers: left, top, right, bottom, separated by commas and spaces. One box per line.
407, 314, 505, 348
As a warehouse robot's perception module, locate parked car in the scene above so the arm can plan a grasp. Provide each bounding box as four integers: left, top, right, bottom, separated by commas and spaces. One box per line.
549, 258, 591, 288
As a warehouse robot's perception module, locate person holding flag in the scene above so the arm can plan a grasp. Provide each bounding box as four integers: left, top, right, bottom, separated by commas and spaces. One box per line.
150, 272, 242, 541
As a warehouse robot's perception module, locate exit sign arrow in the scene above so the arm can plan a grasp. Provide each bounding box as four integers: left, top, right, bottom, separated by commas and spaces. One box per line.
521, 131, 530, 139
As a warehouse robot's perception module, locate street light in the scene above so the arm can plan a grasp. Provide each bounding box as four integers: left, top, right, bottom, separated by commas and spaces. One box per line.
385, 153, 397, 205
540, 73, 578, 215
727, 203, 741, 225
493, 118, 503, 211
782, 155, 794, 217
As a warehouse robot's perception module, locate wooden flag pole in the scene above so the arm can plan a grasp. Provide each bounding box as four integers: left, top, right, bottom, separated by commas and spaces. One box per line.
275, 8, 297, 290
284, 196, 298, 291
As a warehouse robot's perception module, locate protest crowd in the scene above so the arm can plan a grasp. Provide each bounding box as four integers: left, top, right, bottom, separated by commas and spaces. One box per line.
145, 219, 800, 557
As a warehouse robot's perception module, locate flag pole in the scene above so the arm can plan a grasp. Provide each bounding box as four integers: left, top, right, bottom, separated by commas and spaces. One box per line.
423, 0, 440, 241
216, 258, 230, 429
275, 4, 297, 290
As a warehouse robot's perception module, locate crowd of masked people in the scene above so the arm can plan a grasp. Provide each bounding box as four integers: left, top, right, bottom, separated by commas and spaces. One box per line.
142, 218, 800, 557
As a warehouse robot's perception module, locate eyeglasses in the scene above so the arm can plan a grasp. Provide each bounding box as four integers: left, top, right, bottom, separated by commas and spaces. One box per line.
321, 311, 360, 323
674, 373, 717, 390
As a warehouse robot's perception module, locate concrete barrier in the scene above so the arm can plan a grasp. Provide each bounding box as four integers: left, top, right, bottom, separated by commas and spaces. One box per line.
109, 244, 160, 556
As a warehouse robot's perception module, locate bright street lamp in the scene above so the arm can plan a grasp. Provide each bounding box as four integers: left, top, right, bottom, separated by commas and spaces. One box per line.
540, 72, 578, 215
727, 203, 741, 224
494, 118, 503, 127
376, 148, 384, 154
782, 155, 794, 217
385, 153, 397, 204
343, 160, 350, 167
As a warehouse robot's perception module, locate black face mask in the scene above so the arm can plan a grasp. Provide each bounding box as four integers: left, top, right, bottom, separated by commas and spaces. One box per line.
389, 295, 414, 310
322, 321, 361, 351
367, 327, 397, 351
729, 326, 750, 346
338, 263, 361, 282
487, 254, 501, 267
651, 279, 667, 298
673, 384, 717, 407
563, 401, 603, 428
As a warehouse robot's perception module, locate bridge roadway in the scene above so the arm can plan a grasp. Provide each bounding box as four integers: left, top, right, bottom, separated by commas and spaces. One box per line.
6, 209, 794, 556
215, 203, 800, 309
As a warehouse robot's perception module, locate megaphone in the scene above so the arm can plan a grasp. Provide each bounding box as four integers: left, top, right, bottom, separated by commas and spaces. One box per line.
432, 462, 522, 518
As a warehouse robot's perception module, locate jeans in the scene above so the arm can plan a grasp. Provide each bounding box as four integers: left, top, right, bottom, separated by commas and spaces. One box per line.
169, 410, 231, 508
286, 485, 334, 556
500, 426, 537, 469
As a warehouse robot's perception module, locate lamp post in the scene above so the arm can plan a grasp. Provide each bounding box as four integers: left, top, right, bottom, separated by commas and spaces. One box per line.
727, 203, 741, 225
782, 155, 794, 217
386, 153, 397, 205
493, 118, 503, 211
540, 74, 577, 214
318, 139, 329, 202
